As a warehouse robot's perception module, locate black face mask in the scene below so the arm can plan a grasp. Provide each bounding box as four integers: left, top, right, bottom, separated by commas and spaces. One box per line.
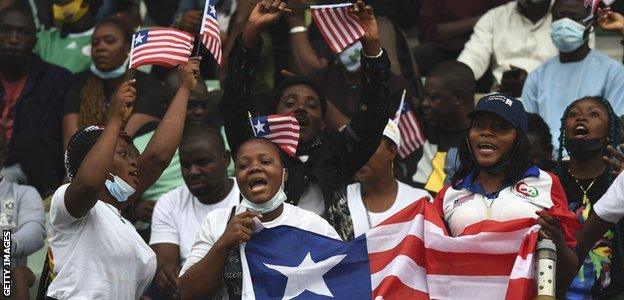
564, 138, 604, 161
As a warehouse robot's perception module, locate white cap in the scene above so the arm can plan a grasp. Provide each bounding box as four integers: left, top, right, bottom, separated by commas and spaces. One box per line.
383, 119, 401, 147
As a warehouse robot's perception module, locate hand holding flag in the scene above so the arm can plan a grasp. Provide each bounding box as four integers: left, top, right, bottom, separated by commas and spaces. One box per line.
596, 7, 624, 36
110, 80, 137, 123
178, 56, 202, 90
311, 1, 380, 55
243, 0, 292, 47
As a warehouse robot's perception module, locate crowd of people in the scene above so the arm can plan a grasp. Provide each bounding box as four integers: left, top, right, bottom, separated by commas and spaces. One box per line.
4, 0, 624, 299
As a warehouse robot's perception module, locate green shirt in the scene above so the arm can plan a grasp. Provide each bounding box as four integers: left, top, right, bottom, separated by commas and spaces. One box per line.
133, 131, 184, 202
34, 27, 93, 73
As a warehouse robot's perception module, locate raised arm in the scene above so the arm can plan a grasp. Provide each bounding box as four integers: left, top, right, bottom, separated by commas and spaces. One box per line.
338, 1, 390, 176
64, 80, 136, 218
286, 0, 328, 75
134, 58, 200, 195
219, 0, 291, 156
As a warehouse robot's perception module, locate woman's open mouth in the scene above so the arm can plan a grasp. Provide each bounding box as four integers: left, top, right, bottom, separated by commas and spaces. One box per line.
248, 178, 269, 192
477, 142, 498, 154
572, 124, 589, 139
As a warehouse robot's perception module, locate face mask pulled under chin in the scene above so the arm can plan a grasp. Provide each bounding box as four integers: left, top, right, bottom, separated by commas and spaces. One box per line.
241, 169, 287, 214
53, 0, 90, 25
90, 59, 128, 79
105, 173, 136, 202
564, 138, 604, 161
550, 18, 589, 53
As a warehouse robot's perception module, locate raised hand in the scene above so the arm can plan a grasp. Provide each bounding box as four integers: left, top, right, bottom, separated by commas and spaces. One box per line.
110, 79, 137, 122
597, 7, 624, 36
178, 56, 202, 90
348, 0, 380, 55
603, 143, 624, 176
243, 0, 292, 46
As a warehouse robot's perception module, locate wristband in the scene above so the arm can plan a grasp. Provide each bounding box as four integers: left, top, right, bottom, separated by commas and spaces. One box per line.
290, 26, 307, 34
362, 48, 383, 59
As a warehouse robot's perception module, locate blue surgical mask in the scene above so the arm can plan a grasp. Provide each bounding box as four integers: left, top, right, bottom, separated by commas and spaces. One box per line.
241, 169, 287, 214
105, 173, 136, 202
550, 18, 588, 53
90, 59, 128, 79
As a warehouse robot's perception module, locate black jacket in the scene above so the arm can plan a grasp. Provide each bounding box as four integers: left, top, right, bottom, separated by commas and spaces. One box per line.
220, 37, 390, 241
0, 54, 72, 145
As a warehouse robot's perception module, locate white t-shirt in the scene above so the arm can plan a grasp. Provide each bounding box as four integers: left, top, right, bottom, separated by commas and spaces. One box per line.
347, 181, 431, 237
150, 179, 240, 267
47, 184, 156, 300
179, 203, 341, 297
594, 172, 624, 224
298, 182, 325, 215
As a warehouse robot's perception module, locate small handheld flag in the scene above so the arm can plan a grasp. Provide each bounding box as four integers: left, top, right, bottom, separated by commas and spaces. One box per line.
129, 28, 195, 69
311, 3, 366, 54
250, 113, 300, 157
200, 0, 223, 65
394, 91, 425, 158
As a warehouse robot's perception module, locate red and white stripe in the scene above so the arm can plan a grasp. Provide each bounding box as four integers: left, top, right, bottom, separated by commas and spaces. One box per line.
255, 114, 300, 157
129, 28, 194, 69
311, 3, 366, 54
200, 3, 222, 65
397, 108, 425, 158
366, 199, 539, 299
394, 93, 425, 158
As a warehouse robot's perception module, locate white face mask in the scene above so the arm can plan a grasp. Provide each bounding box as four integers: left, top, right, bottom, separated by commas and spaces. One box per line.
241, 169, 287, 214
90, 58, 128, 79
104, 173, 136, 202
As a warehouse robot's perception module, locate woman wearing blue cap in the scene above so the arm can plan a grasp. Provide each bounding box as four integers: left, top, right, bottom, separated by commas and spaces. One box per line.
432, 93, 580, 297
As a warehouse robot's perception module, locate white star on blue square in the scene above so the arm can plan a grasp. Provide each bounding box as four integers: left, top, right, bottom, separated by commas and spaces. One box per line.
133, 30, 149, 47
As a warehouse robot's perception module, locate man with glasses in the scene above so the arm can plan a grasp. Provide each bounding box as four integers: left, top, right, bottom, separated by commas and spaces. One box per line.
0, 5, 72, 197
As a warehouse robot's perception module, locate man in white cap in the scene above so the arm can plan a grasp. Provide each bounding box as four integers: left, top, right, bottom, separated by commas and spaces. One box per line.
346, 120, 430, 236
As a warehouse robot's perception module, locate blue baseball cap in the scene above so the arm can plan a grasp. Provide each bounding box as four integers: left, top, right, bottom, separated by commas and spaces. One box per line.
467, 93, 527, 134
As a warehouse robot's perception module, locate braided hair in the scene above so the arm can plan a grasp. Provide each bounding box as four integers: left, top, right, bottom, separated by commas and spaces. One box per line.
78, 17, 132, 128
555, 96, 623, 273
555, 96, 621, 178
65, 126, 133, 180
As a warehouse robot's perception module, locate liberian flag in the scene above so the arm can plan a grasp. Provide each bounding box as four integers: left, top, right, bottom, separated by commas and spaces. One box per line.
241, 199, 541, 299
129, 28, 194, 69
311, 3, 366, 54
394, 91, 425, 158
583, 0, 614, 22
250, 114, 300, 157
200, 0, 222, 65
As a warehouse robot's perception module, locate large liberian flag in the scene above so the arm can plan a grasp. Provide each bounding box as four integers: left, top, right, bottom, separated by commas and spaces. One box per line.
241, 199, 543, 299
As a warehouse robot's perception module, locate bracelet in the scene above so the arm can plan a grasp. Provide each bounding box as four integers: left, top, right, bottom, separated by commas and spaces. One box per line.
290, 26, 307, 34
362, 48, 384, 59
